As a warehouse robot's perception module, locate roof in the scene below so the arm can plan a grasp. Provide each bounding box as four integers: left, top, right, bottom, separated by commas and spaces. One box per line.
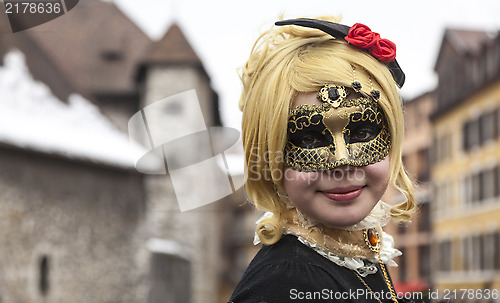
144, 23, 202, 66
0, 0, 152, 99
447, 28, 494, 56
434, 28, 496, 70
432, 28, 500, 120
136, 23, 207, 82
0, 49, 146, 169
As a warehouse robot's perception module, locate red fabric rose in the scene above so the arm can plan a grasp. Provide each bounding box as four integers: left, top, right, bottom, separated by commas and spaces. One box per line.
345, 23, 380, 48
344, 23, 397, 63
370, 38, 397, 63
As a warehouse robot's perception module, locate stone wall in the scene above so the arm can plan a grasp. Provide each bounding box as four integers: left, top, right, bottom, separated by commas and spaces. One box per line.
0, 145, 145, 303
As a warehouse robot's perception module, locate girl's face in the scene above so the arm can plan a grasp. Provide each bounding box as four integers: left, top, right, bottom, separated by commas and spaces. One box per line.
282, 91, 390, 228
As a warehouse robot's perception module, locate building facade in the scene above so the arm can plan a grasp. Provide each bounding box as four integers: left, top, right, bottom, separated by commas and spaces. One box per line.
431, 28, 500, 297
387, 91, 435, 295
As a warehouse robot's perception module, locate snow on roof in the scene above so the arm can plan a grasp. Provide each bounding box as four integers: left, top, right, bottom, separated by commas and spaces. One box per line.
0, 49, 146, 169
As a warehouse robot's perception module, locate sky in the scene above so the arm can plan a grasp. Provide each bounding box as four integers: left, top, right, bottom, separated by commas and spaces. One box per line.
111, 0, 500, 130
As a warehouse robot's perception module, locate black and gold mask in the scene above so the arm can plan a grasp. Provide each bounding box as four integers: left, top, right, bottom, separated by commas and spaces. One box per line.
284, 85, 391, 172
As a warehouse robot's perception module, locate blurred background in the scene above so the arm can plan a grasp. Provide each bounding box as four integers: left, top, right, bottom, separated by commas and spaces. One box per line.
0, 0, 500, 302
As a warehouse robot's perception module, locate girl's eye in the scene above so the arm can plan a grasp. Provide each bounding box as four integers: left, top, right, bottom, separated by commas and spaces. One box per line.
291, 132, 326, 149
349, 125, 380, 143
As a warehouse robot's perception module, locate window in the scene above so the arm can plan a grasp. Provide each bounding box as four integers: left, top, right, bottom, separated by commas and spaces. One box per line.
480, 234, 487, 271
462, 237, 472, 272
482, 233, 494, 271
399, 248, 407, 282
435, 181, 453, 214
463, 119, 480, 151
442, 181, 452, 214
496, 165, 500, 197
436, 132, 451, 162
462, 122, 469, 151
482, 168, 496, 201
464, 110, 499, 151
479, 112, 495, 144
467, 167, 499, 204
439, 240, 452, 272
417, 202, 431, 232
479, 52, 488, 84
148, 252, 191, 303
478, 172, 484, 202
461, 176, 472, 206
471, 235, 481, 271
418, 245, 431, 279
496, 108, 500, 140
471, 173, 481, 203
443, 133, 452, 161
417, 148, 430, 182
39, 255, 50, 296
495, 231, 500, 270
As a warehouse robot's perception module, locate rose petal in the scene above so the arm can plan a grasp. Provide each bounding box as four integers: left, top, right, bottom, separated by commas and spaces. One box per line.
369, 38, 396, 63
345, 23, 379, 49
345, 23, 397, 63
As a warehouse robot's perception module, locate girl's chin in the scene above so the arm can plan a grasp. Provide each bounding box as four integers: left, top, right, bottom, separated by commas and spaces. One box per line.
317, 214, 369, 229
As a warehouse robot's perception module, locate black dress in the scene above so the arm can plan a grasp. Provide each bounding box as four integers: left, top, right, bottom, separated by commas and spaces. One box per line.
229, 234, 409, 303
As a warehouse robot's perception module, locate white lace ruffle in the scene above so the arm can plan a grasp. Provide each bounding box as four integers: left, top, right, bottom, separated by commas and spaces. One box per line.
292, 231, 401, 277
254, 226, 401, 276
252, 201, 401, 276
373, 231, 402, 267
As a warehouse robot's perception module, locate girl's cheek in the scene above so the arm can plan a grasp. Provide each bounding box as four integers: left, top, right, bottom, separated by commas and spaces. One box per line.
283, 168, 319, 188
364, 157, 390, 183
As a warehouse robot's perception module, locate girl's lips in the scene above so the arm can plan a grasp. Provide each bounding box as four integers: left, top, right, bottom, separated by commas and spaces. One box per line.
321, 186, 364, 202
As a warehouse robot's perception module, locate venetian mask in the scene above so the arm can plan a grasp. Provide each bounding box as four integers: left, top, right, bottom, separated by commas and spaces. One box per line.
284, 84, 391, 172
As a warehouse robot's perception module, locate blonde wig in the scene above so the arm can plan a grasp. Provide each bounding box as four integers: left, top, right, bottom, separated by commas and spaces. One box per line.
239, 17, 416, 245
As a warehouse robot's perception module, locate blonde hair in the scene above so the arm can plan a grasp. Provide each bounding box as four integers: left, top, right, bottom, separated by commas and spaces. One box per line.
239, 17, 415, 245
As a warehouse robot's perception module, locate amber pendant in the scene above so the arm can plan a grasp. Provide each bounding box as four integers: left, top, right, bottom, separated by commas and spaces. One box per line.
363, 228, 381, 253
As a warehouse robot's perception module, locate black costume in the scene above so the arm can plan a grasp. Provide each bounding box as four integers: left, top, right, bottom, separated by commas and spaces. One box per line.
229, 235, 409, 303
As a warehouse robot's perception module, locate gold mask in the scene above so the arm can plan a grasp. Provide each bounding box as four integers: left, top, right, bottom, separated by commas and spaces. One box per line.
284, 85, 391, 172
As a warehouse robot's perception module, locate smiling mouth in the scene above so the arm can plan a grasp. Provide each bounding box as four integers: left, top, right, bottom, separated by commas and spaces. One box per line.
320, 186, 365, 202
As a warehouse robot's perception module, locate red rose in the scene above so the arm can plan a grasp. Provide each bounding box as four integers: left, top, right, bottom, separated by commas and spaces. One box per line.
369, 38, 397, 63
345, 23, 380, 49
344, 23, 397, 63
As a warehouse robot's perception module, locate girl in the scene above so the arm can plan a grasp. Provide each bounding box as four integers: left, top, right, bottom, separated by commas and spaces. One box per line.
229, 17, 416, 303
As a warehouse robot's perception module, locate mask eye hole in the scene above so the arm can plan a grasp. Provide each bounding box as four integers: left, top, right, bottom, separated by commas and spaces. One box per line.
347, 122, 382, 144
290, 131, 328, 149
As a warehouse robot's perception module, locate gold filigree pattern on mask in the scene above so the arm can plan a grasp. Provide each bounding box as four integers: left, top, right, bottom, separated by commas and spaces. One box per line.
284, 89, 390, 172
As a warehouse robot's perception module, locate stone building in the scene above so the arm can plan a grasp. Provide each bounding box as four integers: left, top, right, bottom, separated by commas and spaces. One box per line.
0, 1, 241, 302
